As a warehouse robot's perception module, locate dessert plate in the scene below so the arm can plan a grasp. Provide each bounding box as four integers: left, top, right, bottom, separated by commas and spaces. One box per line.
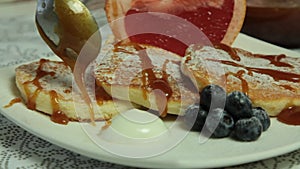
1, 34, 300, 168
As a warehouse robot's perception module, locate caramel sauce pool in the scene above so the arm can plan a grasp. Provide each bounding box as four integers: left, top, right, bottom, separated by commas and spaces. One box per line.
278, 107, 300, 125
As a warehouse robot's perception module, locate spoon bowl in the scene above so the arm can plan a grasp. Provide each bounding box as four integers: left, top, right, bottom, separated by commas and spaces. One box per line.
35, 0, 100, 69
36, 0, 101, 123
36, 0, 59, 46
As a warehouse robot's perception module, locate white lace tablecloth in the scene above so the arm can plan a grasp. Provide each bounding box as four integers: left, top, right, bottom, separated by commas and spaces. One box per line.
1, 1, 300, 169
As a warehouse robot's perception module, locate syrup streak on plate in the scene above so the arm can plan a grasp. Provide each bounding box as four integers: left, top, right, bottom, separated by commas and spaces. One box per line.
0, 34, 300, 168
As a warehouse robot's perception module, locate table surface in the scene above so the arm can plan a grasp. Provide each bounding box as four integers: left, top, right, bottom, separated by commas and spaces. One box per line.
1, 1, 300, 169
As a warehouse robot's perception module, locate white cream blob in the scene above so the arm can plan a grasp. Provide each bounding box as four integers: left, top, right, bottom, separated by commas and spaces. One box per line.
99, 109, 169, 143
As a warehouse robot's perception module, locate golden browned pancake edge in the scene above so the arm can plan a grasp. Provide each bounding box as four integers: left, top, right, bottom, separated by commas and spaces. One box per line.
182, 45, 300, 116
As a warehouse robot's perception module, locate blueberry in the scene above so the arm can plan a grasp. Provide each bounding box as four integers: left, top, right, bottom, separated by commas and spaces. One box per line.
205, 108, 234, 138
233, 117, 263, 141
252, 107, 271, 131
225, 91, 252, 120
184, 104, 208, 131
200, 84, 226, 111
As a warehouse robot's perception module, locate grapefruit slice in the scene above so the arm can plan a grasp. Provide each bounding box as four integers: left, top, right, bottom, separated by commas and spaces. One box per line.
105, 0, 246, 56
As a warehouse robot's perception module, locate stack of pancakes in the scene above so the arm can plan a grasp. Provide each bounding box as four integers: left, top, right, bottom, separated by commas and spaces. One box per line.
15, 36, 300, 123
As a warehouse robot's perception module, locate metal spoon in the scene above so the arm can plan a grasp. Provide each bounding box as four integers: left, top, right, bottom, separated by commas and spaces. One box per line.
36, 0, 101, 123
35, 0, 100, 70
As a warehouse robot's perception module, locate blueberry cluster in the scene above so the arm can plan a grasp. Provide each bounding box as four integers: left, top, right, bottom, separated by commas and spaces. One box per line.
184, 84, 271, 141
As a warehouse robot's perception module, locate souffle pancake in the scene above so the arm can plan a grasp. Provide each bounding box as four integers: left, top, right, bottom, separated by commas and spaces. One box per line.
94, 38, 199, 117
182, 44, 300, 116
15, 59, 135, 124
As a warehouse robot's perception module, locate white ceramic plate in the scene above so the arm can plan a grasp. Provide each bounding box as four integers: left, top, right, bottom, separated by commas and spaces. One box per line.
1, 34, 300, 169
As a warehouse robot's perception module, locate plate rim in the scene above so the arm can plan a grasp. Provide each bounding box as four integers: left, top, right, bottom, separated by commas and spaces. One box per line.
1, 34, 300, 168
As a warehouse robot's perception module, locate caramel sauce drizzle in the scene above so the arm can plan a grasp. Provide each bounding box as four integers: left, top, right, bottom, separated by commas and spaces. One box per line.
279, 85, 296, 92
134, 44, 172, 117
217, 43, 293, 68
24, 59, 54, 110
253, 54, 294, 68
23, 59, 69, 125
95, 85, 113, 105
154, 60, 172, 117
215, 44, 241, 61
113, 43, 172, 117
36, 7, 100, 124
113, 44, 135, 54
4, 98, 22, 108
216, 44, 300, 125
49, 90, 69, 125
219, 60, 300, 82
226, 70, 249, 95
36, 21, 76, 70
111, 0, 119, 18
